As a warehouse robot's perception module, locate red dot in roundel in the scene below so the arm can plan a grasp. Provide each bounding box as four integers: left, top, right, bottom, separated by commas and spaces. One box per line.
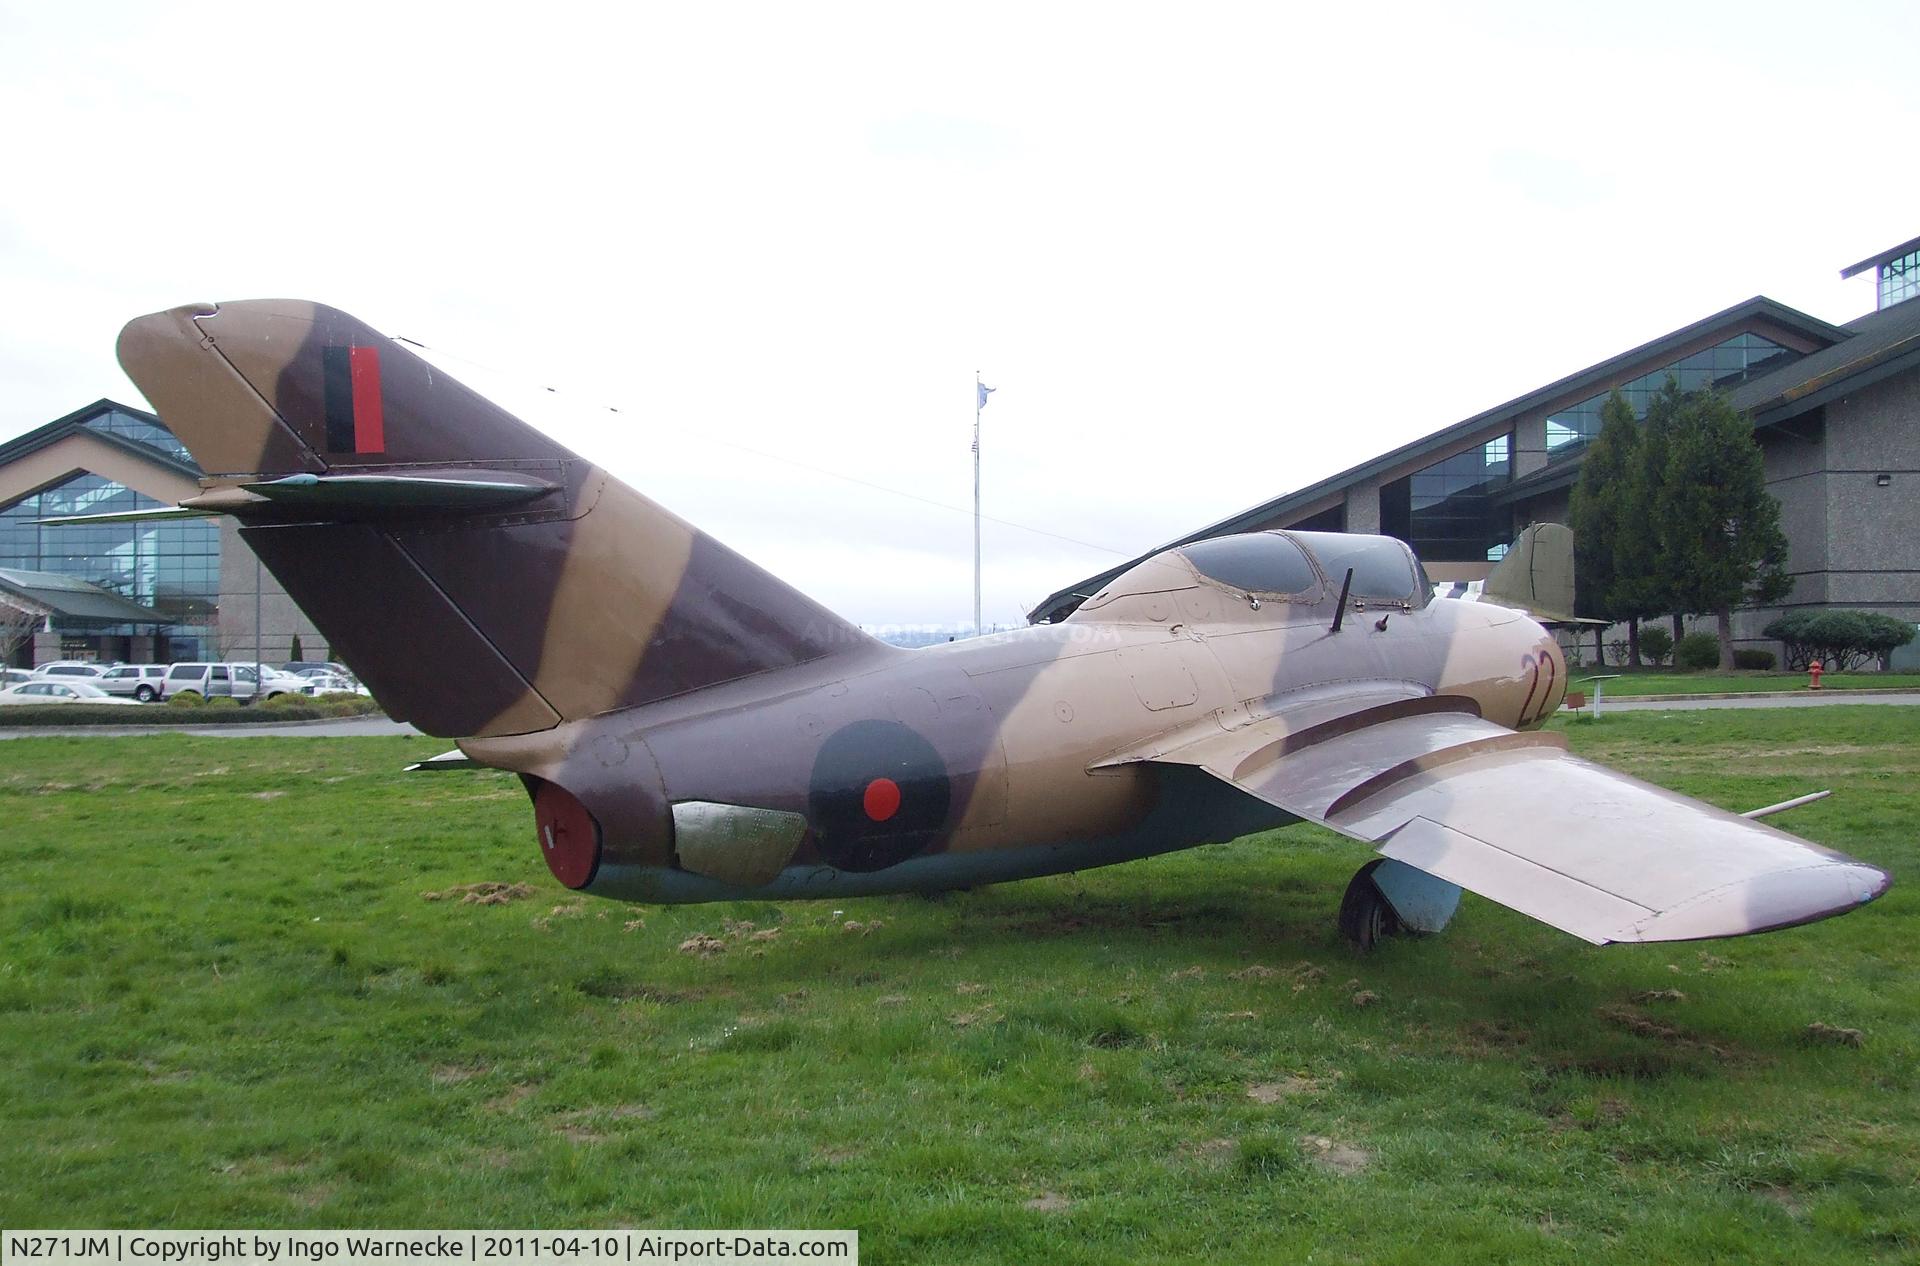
862, 777, 902, 822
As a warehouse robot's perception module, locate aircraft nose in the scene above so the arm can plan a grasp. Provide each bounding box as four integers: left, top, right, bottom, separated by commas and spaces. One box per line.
1492, 614, 1568, 729
1532, 628, 1568, 724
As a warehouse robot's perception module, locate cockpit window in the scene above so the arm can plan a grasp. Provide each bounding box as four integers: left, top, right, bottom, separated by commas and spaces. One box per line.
1290, 531, 1419, 602
1179, 533, 1319, 596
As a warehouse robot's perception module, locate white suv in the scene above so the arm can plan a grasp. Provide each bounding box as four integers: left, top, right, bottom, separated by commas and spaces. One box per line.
32, 662, 108, 681
162, 662, 307, 702
163, 662, 256, 701
97, 664, 168, 702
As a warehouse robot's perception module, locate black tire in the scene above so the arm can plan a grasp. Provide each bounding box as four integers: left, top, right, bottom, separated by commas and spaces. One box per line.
134, 685, 156, 702
1337, 859, 1404, 951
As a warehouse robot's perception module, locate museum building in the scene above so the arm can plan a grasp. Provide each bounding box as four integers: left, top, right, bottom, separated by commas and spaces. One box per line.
1032, 234, 1920, 654
0, 399, 325, 667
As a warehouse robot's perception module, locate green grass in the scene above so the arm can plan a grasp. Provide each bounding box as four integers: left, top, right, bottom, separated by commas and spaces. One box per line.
1567, 669, 1920, 697
1, 711, 1916, 1261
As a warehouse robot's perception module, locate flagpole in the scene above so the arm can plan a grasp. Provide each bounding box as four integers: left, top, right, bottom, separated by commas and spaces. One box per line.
973, 370, 983, 638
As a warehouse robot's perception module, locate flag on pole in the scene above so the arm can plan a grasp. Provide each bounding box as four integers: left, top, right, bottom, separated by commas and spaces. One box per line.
977, 382, 995, 409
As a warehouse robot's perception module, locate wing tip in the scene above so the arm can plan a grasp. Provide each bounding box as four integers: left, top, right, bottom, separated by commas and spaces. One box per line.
1616, 861, 1891, 943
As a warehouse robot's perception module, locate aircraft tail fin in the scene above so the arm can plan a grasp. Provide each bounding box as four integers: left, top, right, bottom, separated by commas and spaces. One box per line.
1480, 523, 1588, 626
114, 300, 880, 738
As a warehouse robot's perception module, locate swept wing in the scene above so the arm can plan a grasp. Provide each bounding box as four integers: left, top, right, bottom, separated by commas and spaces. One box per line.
1103, 690, 1888, 944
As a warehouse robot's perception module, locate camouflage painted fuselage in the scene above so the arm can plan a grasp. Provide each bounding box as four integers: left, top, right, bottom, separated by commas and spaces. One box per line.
463, 578, 1564, 903
116, 299, 1563, 904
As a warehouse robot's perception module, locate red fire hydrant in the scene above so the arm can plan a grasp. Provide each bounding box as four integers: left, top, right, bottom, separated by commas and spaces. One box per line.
1808, 661, 1824, 690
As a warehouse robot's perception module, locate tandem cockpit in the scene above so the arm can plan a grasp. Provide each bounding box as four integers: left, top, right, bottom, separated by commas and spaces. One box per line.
1066, 530, 1432, 625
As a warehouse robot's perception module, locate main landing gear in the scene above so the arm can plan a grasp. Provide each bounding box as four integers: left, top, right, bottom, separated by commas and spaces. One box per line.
1337, 858, 1463, 951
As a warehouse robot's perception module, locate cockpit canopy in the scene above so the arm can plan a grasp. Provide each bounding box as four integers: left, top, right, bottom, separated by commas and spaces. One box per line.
1071, 530, 1429, 622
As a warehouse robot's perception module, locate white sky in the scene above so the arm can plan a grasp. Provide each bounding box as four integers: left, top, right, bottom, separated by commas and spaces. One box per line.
3, 2, 1917, 627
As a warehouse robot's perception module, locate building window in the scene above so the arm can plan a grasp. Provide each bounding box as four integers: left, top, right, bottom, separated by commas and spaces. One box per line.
1881, 249, 1920, 309
0, 474, 218, 642
1380, 430, 1513, 563
82, 409, 195, 465
1543, 331, 1799, 453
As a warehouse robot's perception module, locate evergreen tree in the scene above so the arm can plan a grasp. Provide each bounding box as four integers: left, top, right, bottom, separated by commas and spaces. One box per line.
1613, 378, 1682, 632
289, 633, 304, 661
1567, 390, 1640, 661
1655, 389, 1793, 670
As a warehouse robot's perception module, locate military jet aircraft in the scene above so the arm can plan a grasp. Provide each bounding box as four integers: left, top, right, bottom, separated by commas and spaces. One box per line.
70, 299, 1890, 949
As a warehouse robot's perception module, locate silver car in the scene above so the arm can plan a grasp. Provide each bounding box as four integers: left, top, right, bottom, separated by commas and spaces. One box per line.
97, 664, 168, 702
0, 680, 140, 706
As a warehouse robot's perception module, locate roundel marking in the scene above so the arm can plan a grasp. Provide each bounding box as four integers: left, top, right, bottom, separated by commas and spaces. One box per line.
863, 777, 902, 822
809, 719, 951, 872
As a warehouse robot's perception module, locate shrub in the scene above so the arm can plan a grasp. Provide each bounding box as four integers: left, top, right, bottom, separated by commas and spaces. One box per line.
1733, 648, 1776, 670
166, 690, 204, 707
1606, 638, 1630, 666
1638, 626, 1674, 667
1675, 631, 1721, 671
308, 692, 379, 717
205, 696, 240, 709
263, 691, 307, 707
1763, 610, 1918, 670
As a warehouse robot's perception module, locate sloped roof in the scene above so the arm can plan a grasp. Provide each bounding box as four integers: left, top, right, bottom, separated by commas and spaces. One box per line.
0, 567, 170, 625
1028, 295, 1851, 623
0, 398, 201, 484
1727, 296, 1920, 424
1839, 234, 1920, 279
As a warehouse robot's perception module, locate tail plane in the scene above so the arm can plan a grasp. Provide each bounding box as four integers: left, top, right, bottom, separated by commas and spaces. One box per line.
103, 300, 877, 737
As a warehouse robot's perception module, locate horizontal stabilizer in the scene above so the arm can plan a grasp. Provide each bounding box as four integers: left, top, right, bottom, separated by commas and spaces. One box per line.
405, 750, 479, 772
246, 472, 557, 511
40, 472, 557, 528
37, 505, 222, 526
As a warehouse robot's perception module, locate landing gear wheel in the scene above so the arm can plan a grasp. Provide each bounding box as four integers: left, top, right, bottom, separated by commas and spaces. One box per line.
1338, 859, 1404, 951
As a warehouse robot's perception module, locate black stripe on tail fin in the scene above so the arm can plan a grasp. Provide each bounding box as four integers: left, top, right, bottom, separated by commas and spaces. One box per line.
116, 300, 885, 738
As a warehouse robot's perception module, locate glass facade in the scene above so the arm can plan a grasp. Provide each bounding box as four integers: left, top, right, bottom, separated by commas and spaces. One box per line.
0, 476, 219, 639
0, 409, 217, 659
83, 408, 194, 464
1545, 332, 1798, 453
1380, 431, 1513, 563
1881, 249, 1920, 309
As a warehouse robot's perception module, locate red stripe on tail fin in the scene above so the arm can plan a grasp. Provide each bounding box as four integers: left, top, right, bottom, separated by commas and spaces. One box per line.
349, 345, 384, 453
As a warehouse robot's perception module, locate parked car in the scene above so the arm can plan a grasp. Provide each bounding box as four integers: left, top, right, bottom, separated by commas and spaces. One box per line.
281, 661, 349, 677
1, 668, 33, 686
161, 662, 253, 701
97, 664, 168, 702
31, 662, 108, 681
0, 680, 140, 706
300, 671, 372, 697
261, 667, 311, 696
162, 661, 307, 702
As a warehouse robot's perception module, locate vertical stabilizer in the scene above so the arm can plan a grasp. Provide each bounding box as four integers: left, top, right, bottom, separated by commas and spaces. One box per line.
1480, 523, 1580, 624
116, 300, 883, 738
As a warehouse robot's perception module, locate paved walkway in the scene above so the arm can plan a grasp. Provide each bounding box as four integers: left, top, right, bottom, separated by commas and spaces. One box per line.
1581, 690, 1920, 713
0, 715, 423, 739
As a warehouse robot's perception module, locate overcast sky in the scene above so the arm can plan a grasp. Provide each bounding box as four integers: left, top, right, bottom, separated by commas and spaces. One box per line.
3, 2, 1917, 627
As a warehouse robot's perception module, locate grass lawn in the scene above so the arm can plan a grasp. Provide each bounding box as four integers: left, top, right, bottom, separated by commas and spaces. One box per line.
1567, 669, 1920, 697
1, 710, 1916, 1261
